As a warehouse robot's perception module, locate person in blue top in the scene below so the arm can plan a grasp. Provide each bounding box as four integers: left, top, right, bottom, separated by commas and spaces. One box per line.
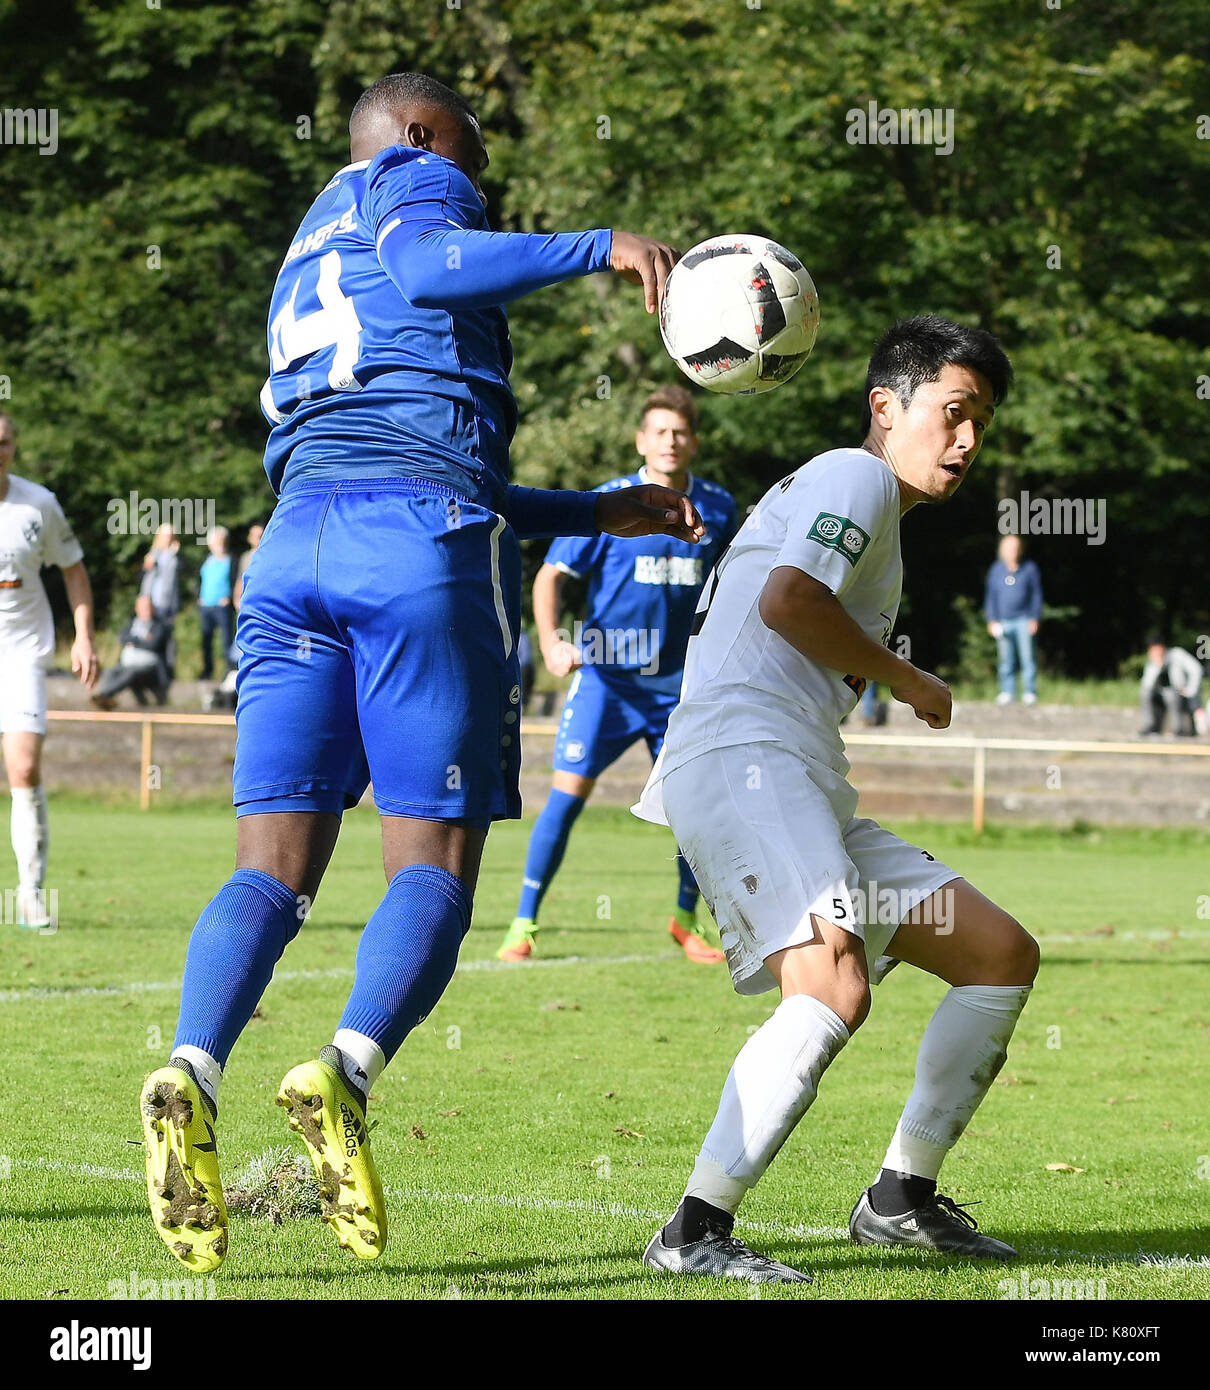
137, 71, 703, 1276
197, 526, 234, 680
984, 533, 1043, 705
497, 386, 738, 965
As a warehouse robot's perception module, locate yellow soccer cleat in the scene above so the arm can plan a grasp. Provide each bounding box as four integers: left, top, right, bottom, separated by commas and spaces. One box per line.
140, 1061, 228, 1272
277, 1045, 387, 1260
668, 907, 726, 964
496, 916, 537, 962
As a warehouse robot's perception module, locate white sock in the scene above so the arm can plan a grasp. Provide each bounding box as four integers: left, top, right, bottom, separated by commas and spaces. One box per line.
685, 993, 850, 1216
170, 1044, 223, 1110
10, 786, 48, 889
333, 1028, 386, 1095
881, 983, 1032, 1182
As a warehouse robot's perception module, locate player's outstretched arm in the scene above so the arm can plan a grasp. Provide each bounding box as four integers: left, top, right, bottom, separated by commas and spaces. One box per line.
370, 152, 677, 311
503, 484, 702, 544
594, 484, 703, 542
378, 215, 676, 313
759, 566, 951, 729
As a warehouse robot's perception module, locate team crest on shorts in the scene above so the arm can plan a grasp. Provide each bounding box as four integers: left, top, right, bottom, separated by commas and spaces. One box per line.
563, 739, 586, 763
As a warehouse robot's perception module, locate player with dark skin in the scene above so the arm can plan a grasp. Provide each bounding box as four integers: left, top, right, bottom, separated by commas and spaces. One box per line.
238, 93, 701, 916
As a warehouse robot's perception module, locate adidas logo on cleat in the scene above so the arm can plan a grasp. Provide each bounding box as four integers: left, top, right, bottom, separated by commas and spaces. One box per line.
340, 1101, 362, 1157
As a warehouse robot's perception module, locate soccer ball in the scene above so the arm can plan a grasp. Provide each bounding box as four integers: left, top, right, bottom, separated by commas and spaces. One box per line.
659, 235, 820, 395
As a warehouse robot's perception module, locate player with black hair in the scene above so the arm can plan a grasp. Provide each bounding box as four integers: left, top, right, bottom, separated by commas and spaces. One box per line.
636, 315, 1036, 1283
858, 313, 1012, 434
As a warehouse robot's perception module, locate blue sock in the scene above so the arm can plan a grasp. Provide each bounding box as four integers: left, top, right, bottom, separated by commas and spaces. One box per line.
676, 851, 700, 916
516, 788, 585, 921
338, 864, 471, 1064
173, 868, 302, 1067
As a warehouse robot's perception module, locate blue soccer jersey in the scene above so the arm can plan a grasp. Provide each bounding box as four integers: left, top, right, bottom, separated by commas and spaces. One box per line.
545, 471, 739, 696
238, 147, 629, 825
259, 145, 612, 516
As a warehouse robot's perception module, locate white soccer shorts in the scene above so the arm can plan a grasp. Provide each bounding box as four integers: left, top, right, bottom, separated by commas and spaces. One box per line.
659, 741, 959, 995
0, 659, 47, 736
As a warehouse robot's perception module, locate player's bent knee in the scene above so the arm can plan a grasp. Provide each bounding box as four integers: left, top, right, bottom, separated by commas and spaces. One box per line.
978, 912, 1039, 986
841, 981, 872, 1033
1007, 923, 1040, 985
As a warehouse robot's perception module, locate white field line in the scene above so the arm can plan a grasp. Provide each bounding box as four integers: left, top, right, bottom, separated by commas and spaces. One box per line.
3, 927, 1208, 1005
0, 950, 677, 1005
11, 1157, 1209, 1269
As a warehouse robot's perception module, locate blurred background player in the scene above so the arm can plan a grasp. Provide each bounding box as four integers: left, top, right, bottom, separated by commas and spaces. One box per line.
985, 532, 1042, 706
497, 386, 737, 964
0, 410, 98, 928
138, 71, 702, 1274
1138, 634, 1204, 737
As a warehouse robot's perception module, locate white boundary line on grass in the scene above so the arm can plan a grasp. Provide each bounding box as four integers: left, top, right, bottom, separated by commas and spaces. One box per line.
5, 931, 1210, 1006
0, 950, 678, 1005
12, 1157, 1209, 1269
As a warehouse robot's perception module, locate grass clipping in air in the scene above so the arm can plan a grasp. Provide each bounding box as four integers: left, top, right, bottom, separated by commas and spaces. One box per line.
225, 1145, 324, 1223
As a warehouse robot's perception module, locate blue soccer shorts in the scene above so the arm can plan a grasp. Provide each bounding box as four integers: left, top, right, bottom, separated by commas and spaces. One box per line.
233, 477, 522, 824
552, 665, 679, 779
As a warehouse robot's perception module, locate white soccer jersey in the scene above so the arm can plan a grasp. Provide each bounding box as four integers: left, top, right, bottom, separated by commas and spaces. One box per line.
0, 474, 85, 663
636, 447, 903, 821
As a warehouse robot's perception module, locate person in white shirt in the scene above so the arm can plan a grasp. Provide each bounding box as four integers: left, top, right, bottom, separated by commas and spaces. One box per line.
634, 316, 1038, 1283
0, 412, 98, 928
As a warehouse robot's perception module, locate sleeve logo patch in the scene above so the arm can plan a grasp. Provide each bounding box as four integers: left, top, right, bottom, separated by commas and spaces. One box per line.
807, 513, 870, 566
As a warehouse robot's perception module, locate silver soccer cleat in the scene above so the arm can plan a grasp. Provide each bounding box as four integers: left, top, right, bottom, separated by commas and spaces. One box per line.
849, 1188, 1018, 1260
643, 1226, 812, 1284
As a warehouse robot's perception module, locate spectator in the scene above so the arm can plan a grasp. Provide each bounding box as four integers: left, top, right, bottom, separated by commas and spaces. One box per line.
140, 523, 180, 621
198, 526, 234, 681
233, 522, 264, 614
985, 533, 1043, 706
90, 594, 171, 709
1139, 635, 1204, 737
140, 522, 180, 681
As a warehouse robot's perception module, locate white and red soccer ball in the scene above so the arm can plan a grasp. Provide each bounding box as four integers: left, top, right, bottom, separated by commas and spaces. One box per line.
659, 235, 820, 396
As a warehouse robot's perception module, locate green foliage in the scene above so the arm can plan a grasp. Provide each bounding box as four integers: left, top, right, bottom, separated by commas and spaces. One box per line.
2, 0, 1206, 671
938, 593, 996, 687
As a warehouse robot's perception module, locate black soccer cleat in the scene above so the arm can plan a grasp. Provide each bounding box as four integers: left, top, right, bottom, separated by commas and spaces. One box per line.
849, 1188, 1018, 1260
643, 1226, 812, 1284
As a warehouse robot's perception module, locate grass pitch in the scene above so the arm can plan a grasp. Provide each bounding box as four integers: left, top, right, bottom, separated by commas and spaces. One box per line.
2, 798, 1208, 1300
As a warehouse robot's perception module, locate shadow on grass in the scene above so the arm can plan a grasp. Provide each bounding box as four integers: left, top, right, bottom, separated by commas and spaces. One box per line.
758, 1225, 1210, 1276
10, 1200, 144, 1222
210, 1237, 1208, 1298
219, 1245, 811, 1294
